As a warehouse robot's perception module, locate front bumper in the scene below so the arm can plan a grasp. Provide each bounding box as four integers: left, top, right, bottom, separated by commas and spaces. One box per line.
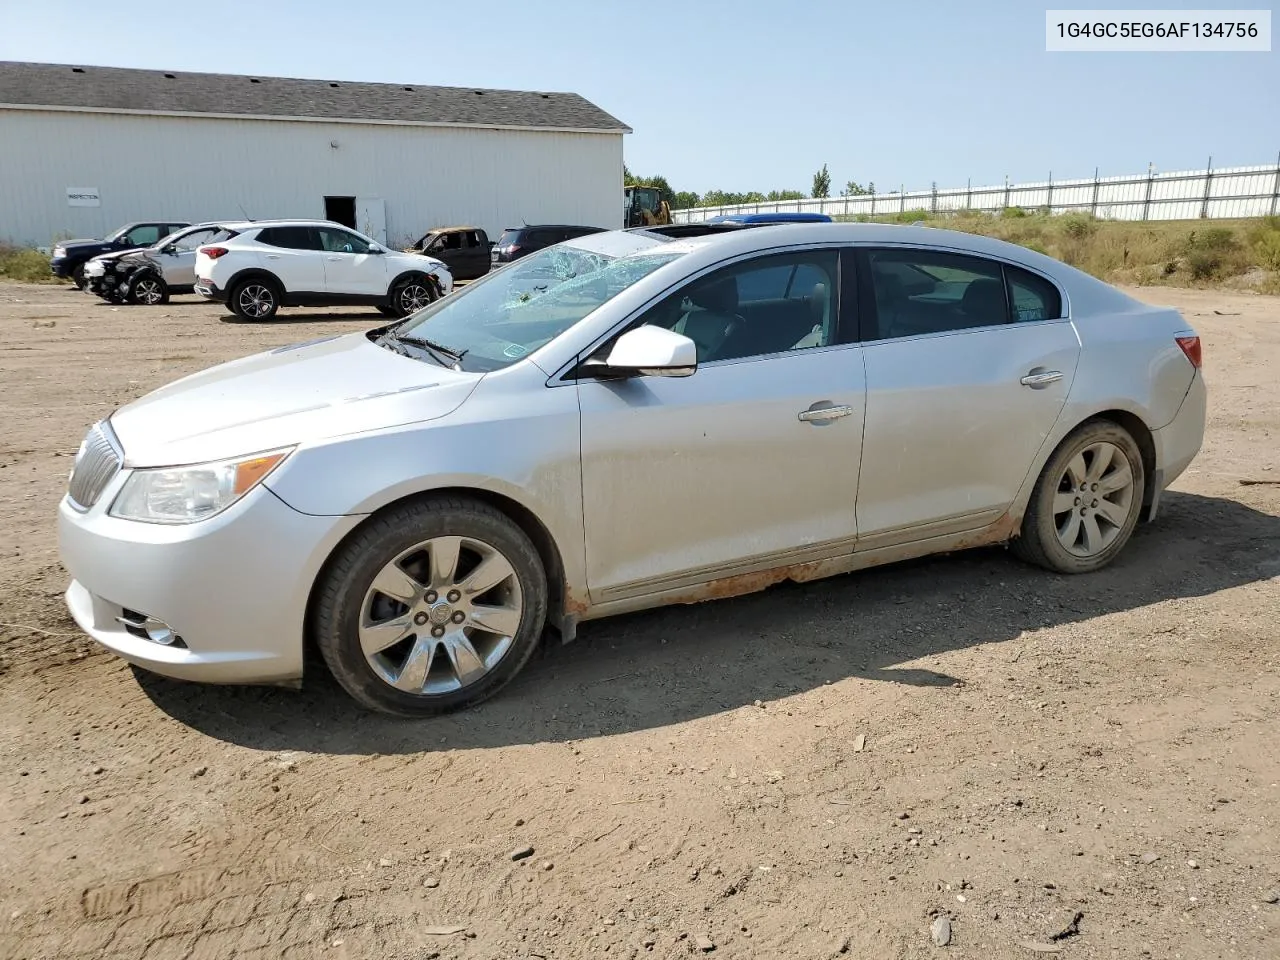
50, 258, 73, 278
58, 480, 362, 686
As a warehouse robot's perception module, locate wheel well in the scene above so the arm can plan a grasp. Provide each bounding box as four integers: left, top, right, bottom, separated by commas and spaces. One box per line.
226, 268, 283, 295
388, 270, 442, 300
1077, 409, 1158, 519
303, 487, 570, 662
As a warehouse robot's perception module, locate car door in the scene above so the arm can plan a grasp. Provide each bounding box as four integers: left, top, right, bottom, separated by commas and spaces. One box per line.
157, 227, 218, 285
577, 248, 865, 602
255, 226, 326, 294
315, 226, 387, 297
854, 246, 1079, 548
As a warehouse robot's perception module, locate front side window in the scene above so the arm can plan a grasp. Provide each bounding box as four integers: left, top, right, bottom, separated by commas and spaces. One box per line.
125, 225, 161, 246
635, 250, 839, 363
387, 244, 683, 373
172, 229, 217, 253
865, 249, 1007, 340
316, 227, 366, 253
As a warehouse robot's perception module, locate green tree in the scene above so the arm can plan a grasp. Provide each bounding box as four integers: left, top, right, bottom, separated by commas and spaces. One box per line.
812, 163, 831, 199
672, 191, 700, 209
767, 189, 806, 201
842, 181, 870, 197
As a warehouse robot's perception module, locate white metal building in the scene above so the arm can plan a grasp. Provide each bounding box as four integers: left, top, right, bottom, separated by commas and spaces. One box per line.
0, 61, 631, 247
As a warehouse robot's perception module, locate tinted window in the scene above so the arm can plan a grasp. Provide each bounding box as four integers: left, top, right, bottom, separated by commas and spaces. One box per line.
866, 249, 1006, 340
465, 231, 482, 247
529, 230, 556, 246
124, 225, 161, 246
441, 232, 465, 250
257, 226, 316, 250
638, 250, 839, 363
1006, 265, 1062, 322
497, 230, 522, 247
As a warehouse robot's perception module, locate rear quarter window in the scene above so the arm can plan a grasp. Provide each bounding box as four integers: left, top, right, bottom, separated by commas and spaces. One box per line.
1006, 265, 1063, 321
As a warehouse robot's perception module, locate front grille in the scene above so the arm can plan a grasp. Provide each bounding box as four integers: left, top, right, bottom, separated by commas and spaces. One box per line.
67, 421, 123, 510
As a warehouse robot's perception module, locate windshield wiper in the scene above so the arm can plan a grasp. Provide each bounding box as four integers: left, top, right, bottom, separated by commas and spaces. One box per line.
390, 332, 468, 369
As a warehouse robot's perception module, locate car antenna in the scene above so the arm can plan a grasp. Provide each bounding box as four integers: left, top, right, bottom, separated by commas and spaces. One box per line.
238, 204, 254, 223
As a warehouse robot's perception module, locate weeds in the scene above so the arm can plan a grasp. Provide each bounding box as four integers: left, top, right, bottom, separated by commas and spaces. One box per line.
0, 244, 56, 283
828, 210, 1280, 289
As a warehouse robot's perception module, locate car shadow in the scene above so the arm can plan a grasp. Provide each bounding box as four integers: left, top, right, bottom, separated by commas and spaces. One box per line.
136, 490, 1280, 754
216, 311, 388, 324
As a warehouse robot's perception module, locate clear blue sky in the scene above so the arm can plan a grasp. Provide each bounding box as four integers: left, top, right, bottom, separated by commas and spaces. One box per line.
1, 0, 1276, 195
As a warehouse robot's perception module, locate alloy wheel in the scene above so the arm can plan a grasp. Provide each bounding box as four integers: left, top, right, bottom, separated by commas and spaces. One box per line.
359, 535, 523, 695
238, 284, 274, 318
134, 278, 163, 304
1051, 440, 1135, 557
399, 283, 432, 313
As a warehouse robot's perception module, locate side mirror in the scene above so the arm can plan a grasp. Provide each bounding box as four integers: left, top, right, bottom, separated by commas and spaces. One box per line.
598, 326, 697, 378
366, 244, 384, 255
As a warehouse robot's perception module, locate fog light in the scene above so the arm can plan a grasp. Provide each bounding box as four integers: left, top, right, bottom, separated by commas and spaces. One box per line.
116, 608, 185, 647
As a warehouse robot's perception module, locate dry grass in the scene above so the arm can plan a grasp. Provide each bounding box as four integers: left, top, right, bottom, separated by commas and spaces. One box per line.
835, 211, 1280, 293
0, 244, 59, 284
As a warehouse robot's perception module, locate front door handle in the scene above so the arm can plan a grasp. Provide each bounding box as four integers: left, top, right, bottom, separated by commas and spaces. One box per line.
1020, 370, 1064, 388
264, 254, 282, 260
798, 402, 854, 424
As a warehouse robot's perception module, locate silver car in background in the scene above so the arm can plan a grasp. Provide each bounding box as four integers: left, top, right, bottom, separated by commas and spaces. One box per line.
58, 223, 1206, 715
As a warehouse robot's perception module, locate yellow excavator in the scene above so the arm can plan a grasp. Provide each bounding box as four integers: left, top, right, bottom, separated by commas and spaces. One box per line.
624, 185, 672, 228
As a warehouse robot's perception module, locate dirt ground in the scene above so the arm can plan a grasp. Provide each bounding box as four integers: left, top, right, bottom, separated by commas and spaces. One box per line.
0, 281, 1277, 960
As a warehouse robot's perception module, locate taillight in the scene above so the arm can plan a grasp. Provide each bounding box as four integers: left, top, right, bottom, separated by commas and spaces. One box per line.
1175, 335, 1202, 369
200, 246, 229, 259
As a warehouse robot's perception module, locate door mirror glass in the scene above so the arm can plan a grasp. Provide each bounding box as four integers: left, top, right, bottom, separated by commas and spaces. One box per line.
601, 326, 697, 377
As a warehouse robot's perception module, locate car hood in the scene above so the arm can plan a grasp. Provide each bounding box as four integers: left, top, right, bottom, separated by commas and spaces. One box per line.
59, 239, 114, 254
110, 332, 481, 466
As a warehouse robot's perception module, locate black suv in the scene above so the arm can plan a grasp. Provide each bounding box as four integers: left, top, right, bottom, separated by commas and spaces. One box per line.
50, 221, 190, 288
490, 224, 605, 266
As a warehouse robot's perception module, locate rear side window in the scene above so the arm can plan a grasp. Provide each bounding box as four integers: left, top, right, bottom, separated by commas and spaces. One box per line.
173, 228, 218, 252
1006, 265, 1063, 322
257, 226, 316, 250
529, 230, 556, 246
206, 228, 239, 244
865, 249, 1007, 340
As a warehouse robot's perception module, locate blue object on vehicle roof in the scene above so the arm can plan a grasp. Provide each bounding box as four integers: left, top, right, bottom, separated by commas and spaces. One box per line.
704, 212, 833, 224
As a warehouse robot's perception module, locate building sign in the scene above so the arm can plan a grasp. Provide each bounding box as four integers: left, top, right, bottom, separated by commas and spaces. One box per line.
66, 187, 100, 207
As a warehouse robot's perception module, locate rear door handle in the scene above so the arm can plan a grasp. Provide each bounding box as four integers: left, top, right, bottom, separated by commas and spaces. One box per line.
1020, 370, 1063, 388
326, 256, 343, 261
798, 402, 854, 424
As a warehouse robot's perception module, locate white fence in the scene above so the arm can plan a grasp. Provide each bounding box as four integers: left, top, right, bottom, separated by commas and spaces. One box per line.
673, 159, 1280, 223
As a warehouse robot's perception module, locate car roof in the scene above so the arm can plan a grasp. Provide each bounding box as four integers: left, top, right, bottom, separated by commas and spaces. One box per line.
424, 225, 481, 233
219, 219, 353, 230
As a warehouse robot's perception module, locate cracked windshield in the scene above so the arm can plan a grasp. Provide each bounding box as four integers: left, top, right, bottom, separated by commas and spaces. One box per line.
388, 246, 684, 372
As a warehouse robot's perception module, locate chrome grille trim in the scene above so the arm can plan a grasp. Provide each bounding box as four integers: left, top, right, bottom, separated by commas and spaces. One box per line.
67, 421, 123, 511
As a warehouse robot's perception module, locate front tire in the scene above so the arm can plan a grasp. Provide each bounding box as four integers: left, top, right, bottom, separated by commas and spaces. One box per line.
389, 275, 438, 318
314, 497, 548, 716
1011, 419, 1145, 574
71, 265, 87, 290
230, 278, 280, 321
128, 274, 170, 306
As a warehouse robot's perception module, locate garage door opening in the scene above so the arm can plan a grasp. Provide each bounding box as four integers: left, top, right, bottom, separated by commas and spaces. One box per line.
324, 196, 356, 229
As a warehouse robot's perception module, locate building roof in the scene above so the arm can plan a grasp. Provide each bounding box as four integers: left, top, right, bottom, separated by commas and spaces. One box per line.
0, 61, 631, 134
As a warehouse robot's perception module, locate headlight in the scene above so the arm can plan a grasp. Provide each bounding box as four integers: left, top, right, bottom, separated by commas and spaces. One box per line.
109, 448, 294, 524
53, 246, 66, 258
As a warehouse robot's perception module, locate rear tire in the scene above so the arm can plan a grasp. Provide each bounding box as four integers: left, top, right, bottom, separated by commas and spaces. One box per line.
1011, 419, 1145, 574
314, 497, 548, 716
230, 278, 280, 321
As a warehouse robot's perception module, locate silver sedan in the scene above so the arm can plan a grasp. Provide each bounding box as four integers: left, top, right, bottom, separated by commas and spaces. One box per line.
58, 223, 1206, 715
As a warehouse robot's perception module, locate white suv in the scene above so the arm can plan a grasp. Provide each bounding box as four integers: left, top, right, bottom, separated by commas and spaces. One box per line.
194, 220, 452, 321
